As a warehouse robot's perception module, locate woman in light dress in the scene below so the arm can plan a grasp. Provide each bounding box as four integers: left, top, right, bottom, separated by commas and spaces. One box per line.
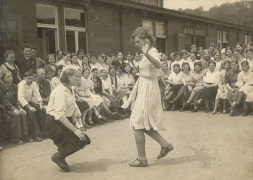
122, 27, 173, 167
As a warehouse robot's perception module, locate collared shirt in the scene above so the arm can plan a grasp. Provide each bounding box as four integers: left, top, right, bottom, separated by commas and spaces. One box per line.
101, 76, 113, 95
168, 72, 182, 83
203, 70, 218, 84
235, 70, 252, 87
47, 84, 80, 120
18, 80, 42, 107
181, 71, 194, 84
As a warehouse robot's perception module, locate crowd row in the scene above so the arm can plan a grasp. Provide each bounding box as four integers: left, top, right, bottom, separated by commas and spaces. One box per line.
0, 41, 253, 151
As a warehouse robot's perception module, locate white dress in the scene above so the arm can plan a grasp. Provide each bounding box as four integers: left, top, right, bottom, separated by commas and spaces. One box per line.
124, 48, 166, 131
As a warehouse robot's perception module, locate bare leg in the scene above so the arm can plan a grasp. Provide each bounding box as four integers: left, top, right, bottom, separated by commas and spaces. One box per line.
213, 99, 220, 113
144, 129, 169, 148
187, 91, 196, 104
166, 91, 174, 101
133, 129, 146, 160
222, 99, 227, 113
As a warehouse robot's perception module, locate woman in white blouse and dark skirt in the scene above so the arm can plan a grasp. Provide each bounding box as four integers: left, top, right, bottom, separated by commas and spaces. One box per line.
45, 67, 90, 172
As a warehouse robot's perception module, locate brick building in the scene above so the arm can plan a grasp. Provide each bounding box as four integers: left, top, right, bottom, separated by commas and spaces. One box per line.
1, 0, 253, 62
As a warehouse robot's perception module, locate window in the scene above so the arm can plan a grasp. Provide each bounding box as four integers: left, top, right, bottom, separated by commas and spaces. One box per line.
64, 8, 87, 53
36, 4, 59, 60
196, 29, 205, 36
0, 20, 18, 45
223, 32, 228, 43
245, 35, 252, 45
155, 22, 166, 38
183, 27, 194, 35
36, 4, 57, 25
142, 20, 153, 35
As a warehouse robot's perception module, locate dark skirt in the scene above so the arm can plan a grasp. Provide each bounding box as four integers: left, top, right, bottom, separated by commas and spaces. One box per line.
45, 115, 90, 156
170, 84, 183, 94
76, 100, 90, 112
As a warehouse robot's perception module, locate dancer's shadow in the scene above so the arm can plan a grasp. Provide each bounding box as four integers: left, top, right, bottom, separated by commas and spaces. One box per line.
150, 146, 212, 169
71, 158, 125, 173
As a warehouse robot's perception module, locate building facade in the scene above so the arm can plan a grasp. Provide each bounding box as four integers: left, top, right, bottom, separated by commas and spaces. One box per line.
1, 0, 253, 62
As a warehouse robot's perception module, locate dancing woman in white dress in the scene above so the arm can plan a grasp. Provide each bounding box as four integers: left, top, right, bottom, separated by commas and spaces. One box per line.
124, 27, 174, 167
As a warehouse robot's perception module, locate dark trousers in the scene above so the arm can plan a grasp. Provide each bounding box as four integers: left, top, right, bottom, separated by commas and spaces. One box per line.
9, 111, 28, 140
201, 86, 218, 109
45, 115, 90, 157
0, 109, 12, 142
23, 102, 41, 138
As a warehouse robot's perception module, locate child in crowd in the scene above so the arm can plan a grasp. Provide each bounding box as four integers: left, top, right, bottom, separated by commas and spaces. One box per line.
213, 60, 231, 114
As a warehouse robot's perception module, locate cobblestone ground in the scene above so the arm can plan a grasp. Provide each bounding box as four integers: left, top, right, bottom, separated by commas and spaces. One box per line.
0, 111, 253, 180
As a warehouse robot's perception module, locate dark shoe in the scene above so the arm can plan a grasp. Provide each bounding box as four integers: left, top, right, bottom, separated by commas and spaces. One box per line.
0, 146, 2, 151
107, 110, 117, 116
79, 126, 87, 131
169, 100, 176, 104
12, 139, 24, 145
129, 158, 148, 167
24, 136, 34, 143
232, 103, 239, 111
241, 110, 248, 116
180, 104, 187, 112
93, 117, 104, 124
83, 122, 91, 129
157, 144, 174, 159
34, 137, 43, 142
116, 113, 125, 119
51, 153, 70, 172
192, 108, 198, 112
87, 120, 95, 126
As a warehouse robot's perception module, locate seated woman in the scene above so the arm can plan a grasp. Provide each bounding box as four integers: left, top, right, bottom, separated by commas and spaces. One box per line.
110, 66, 130, 117
158, 63, 171, 110
75, 68, 117, 125
213, 60, 231, 114
89, 55, 103, 73
165, 64, 183, 111
232, 60, 253, 116
121, 64, 135, 100
0, 50, 21, 84
226, 60, 241, 116
169, 62, 194, 111
0, 71, 29, 144
199, 60, 218, 112
186, 61, 204, 112
70, 53, 83, 70
46, 67, 90, 172
55, 51, 71, 67
100, 68, 126, 119
51, 65, 63, 90
98, 54, 109, 71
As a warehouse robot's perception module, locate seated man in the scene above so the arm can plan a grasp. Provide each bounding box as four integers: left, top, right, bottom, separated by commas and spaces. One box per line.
18, 71, 44, 142
35, 67, 51, 136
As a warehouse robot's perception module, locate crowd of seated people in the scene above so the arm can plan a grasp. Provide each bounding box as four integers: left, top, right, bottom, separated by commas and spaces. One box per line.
1, 41, 253, 151
158, 42, 253, 117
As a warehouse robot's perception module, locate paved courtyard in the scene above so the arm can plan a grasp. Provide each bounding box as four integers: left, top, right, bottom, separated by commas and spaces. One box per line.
0, 111, 253, 180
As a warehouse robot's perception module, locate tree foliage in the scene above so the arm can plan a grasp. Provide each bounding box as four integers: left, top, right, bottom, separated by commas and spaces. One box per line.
178, 0, 253, 27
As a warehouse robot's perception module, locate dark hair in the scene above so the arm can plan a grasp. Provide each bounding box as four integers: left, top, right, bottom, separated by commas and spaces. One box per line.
225, 47, 233, 54
180, 50, 188, 57
56, 65, 63, 73
44, 65, 54, 73
23, 71, 34, 77
162, 62, 168, 67
208, 60, 216, 67
131, 27, 155, 46
63, 51, 70, 56
56, 50, 63, 55
23, 43, 32, 50
209, 43, 216, 48
90, 55, 97, 60
236, 43, 243, 48
71, 53, 78, 59
126, 52, 132, 57
182, 62, 191, 71
173, 63, 181, 71
91, 68, 98, 72
60, 68, 77, 84
77, 49, 85, 55
83, 68, 90, 74
173, 51, 180, 58
233, 49, 241, 54
230, 60, 239, 67
194, 61, 202, 70
241, 60, 249, 67
223, 60, 231, 66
